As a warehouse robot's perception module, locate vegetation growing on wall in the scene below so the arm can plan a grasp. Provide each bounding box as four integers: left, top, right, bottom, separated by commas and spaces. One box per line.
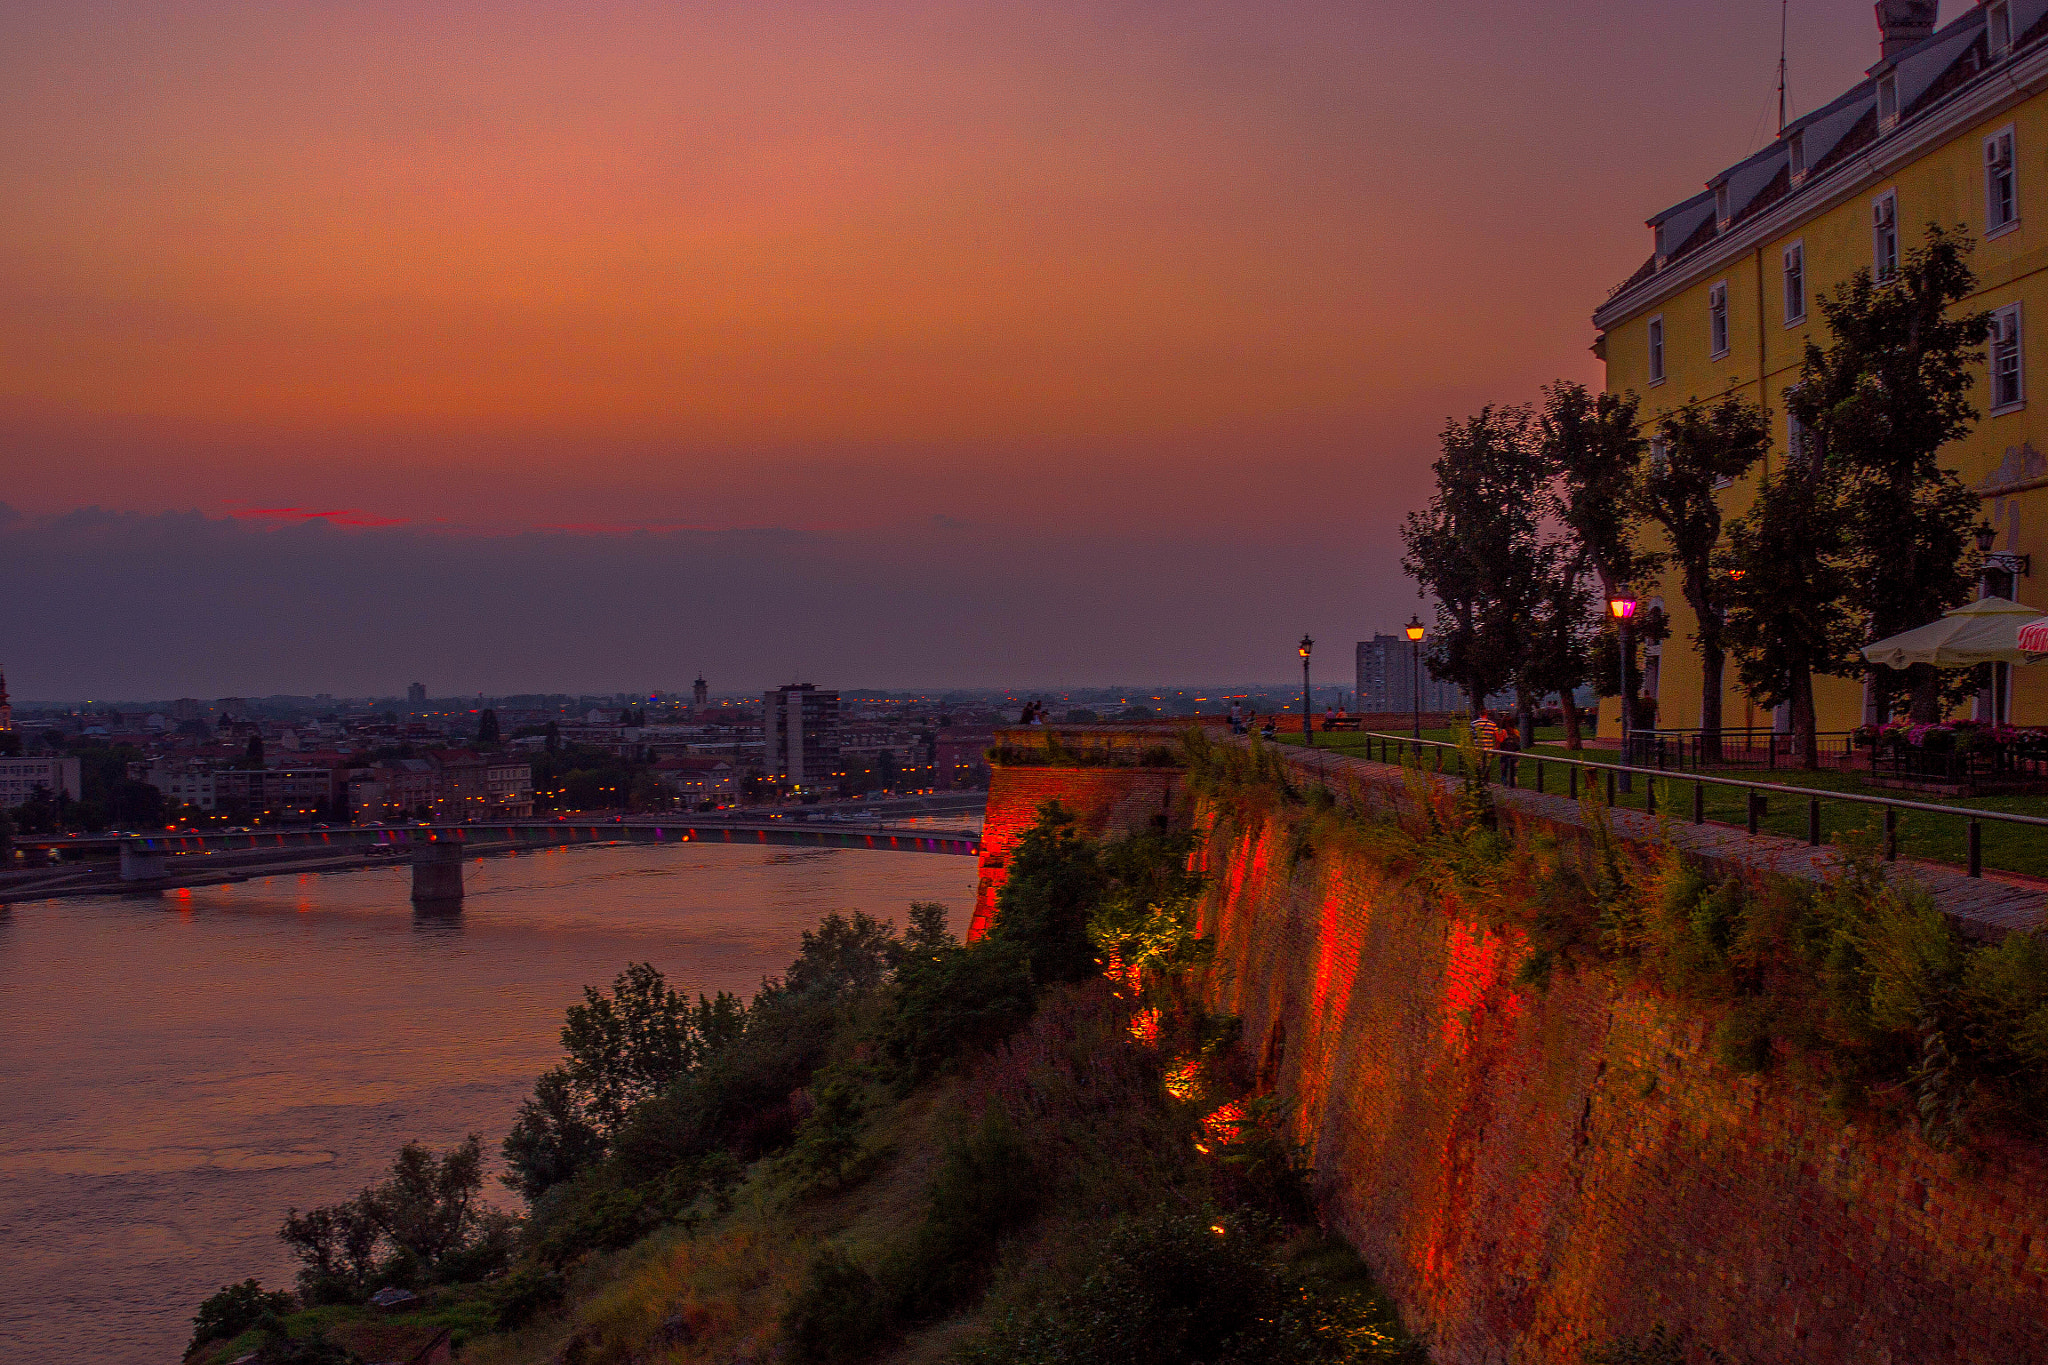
1183, 728, 2048, 1149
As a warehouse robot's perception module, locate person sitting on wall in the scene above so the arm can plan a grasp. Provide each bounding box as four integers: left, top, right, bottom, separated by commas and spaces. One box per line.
1260, 717, 1276, 742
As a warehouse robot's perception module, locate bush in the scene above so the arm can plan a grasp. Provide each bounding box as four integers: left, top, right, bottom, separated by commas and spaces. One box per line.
887, 1108, 1040, 1319
782, 1248, 890, 1364
961, 1209, 1418, 1364
986, 802, 1107, 984
883, 938, 1038, 1087
487, 1263, 566, 1331
187, 1279, 295, 1354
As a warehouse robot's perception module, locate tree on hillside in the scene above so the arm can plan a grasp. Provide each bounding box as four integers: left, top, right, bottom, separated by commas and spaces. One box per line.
1642, 395, 1771, 761
476, 708, 499, 745
1720, 444, 1860, 768
1538, 382, 1658, 748
1401, 407, 1550, 720
1791, 223, 1990, 721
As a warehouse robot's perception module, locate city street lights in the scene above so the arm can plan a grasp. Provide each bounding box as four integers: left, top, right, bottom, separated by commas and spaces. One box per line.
1404, 616, 1426, 740
1608, 594, 1638, 781
1299, 635, 1314, 747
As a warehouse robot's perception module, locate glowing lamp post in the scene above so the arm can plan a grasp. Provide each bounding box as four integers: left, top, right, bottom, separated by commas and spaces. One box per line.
1608, 594, 1638, 778
1299, 635, 1315, 747
1405, 616, 1427, 739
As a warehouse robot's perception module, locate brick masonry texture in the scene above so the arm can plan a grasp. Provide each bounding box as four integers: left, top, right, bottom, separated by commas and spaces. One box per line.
979, 754, 2048, 1365
967, 763, 1180, 938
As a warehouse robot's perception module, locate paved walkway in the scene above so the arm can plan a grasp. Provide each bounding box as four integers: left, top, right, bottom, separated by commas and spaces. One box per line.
1270, 742, 2047, 939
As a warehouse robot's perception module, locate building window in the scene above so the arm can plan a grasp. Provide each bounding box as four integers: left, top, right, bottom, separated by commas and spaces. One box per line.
1714, 182, 1731, 230
1990, 1, 2012, 56
1709, 281, 1729, 358
1987, 127, 2018, 234
1783, 241, 1806, 323
1788, 130, 1806, 184
1877, 73, 1898, 130
1991, 303, 2024, 413
1650, 436, 1669, 472
1787, 407, 1808, 465
1873, 191, 1898, 281
1648, 315, 1665, 384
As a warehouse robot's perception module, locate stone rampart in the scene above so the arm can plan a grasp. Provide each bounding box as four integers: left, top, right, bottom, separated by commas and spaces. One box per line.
977, 744, 2048, 1365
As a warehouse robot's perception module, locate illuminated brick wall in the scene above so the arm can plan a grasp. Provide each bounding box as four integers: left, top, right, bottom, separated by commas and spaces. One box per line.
978, 757, 2048, 1363
967, 760, 1180, 940
1190, 792, 2048, 1365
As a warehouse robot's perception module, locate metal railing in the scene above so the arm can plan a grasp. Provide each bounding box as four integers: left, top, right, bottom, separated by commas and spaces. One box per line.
1333, 733, 2048, 879
1624, 727, 1861, 772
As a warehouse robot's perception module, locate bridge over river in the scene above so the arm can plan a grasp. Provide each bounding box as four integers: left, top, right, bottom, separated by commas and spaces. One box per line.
6, 804, 983, 905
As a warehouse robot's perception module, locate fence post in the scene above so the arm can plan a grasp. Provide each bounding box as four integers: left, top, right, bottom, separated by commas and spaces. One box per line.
1693, 781, 1705, 825
1746, 792, 1760, 835
1969, 820, 1982, 878
1645, 778, 1657, 816
1534, 760, 1544, 794
1884, 806, 1898, 862
1605, 771, 1616, 806
1807, 798, 1821, 847
1569, 766, 1579, 799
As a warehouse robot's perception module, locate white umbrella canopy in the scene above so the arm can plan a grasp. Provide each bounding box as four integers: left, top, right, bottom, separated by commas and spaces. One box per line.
1860, 596, 2048, 669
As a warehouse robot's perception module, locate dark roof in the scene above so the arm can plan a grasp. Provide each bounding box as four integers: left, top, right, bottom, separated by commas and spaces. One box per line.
1613, 2, 2026, 297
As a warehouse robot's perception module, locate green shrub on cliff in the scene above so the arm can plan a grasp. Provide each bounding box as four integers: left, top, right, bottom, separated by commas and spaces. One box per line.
188, 1279, 296, 1355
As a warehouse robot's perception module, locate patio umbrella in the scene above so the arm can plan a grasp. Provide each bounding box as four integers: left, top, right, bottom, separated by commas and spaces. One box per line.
1860, 596, 2048, 669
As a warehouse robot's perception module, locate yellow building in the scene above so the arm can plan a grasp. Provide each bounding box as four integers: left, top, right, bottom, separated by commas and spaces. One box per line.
1593, 0, 2046, 742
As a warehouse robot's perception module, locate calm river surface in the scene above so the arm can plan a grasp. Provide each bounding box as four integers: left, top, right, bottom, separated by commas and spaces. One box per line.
0, 833, 977, 1364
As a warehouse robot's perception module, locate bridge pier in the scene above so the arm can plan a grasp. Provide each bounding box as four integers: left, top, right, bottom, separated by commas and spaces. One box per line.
410, 840, 464, 904
119, 842, 168, 882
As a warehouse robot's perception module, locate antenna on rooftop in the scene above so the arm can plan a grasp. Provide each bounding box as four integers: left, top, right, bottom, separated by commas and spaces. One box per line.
1778, 0, 1790, 133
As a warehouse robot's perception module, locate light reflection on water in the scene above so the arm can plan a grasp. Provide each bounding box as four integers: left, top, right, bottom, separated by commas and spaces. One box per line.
0, 836, 975, 1364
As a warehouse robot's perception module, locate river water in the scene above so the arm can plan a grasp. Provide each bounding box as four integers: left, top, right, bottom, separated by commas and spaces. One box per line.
0, 834, 977, 1364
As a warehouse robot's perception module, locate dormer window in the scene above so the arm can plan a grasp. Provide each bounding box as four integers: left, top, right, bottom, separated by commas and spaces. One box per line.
1990, 1, 2013, 57
1714, 182, 1731, 229
1654, 222, 1668, 263
1789, 131, 1806, 184
1878, 73, 1899, 129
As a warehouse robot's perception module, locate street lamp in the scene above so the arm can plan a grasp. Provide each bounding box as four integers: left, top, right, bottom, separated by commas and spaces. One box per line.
1299, 635, 1315, 747
1405, 616, 1427, 739
1608, 594, 1638, 777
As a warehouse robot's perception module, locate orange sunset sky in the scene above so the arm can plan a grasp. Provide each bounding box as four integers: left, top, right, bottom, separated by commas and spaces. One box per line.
0, 2, 1927, 695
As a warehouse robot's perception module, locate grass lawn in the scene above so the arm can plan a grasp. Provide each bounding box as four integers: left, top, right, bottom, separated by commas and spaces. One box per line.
1275, 728, 2048, 879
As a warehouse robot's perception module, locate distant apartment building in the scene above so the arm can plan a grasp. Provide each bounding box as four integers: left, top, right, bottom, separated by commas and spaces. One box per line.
407, 683, 427, 707
486, 756, 535, 818
1356, 636, 1465, 715
763, 684, 842, 789
653, 756, 738, 803
0, 666, 11, 732
213, 766, 347, 820
143, 760, 218, 812
933, 728, 994, 790
0, 755, 82, 804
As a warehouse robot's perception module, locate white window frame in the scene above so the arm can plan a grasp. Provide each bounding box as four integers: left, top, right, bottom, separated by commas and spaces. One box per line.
1878, 73, 1899, 130
1783, 240, 1806, 325
1647, 314, 1666, 385
1649, 436, 1669, 472
1788, 130, 1807, 185
1990, 302, 2025, 414
1989, 1, 2013, 57
1708, 280, 1730, 359
1873, 190, 1899, 282
1986, 125, 2019, 237
1787, 404, 1808, 466
1714, 182, 1731, 231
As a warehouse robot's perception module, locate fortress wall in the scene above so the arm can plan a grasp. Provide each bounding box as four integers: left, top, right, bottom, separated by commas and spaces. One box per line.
978, 752, 2048, 1365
